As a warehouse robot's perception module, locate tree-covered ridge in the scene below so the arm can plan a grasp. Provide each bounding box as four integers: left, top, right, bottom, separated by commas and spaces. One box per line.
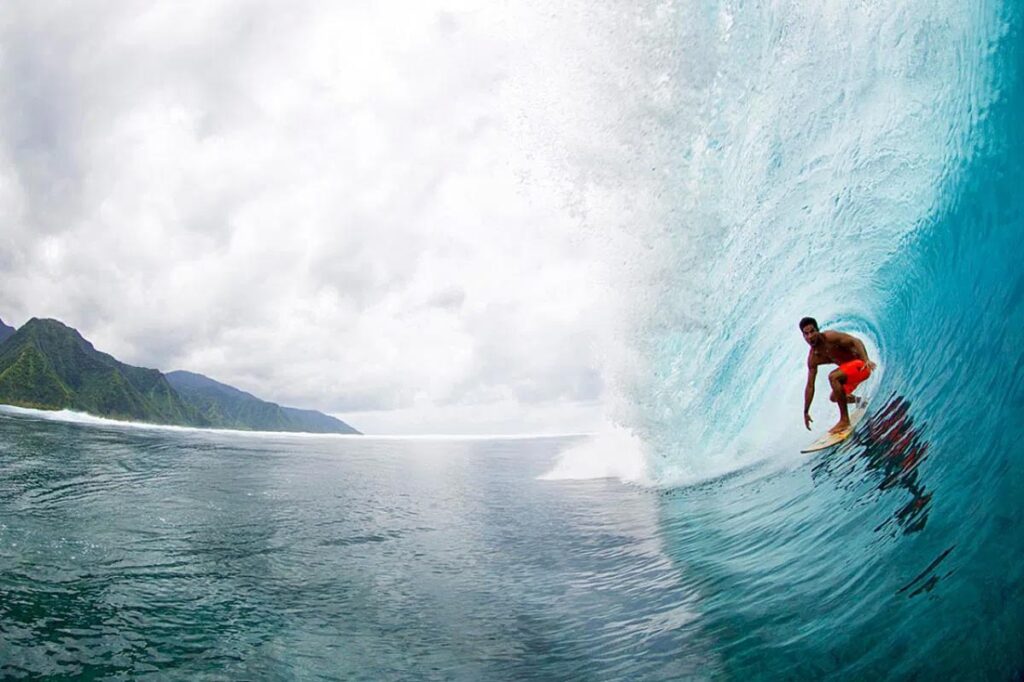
165, 371, 360, 434
0, 316, 360, 434
0, 343, 73, 409
280, 405, 359, 434
0, 318, 203, 425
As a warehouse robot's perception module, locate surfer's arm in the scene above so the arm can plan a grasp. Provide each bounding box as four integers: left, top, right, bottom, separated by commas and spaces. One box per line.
803, 360, 817, 429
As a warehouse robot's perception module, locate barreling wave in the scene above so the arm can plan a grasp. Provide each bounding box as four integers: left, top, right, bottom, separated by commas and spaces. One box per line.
570, 0, 1023, 676
593, 0, 1016, 485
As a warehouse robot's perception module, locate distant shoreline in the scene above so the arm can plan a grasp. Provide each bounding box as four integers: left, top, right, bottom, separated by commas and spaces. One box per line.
0, 317, 359, 434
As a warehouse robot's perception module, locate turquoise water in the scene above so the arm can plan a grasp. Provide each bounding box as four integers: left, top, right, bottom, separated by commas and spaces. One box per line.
0, 413, 714, 679
3, 1, 1024, 679
634, 0, 1024, 677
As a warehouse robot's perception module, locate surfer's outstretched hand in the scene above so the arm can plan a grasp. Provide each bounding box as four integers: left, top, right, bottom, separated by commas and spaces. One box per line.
804, 413, 813, 430
866, 360, 877, 372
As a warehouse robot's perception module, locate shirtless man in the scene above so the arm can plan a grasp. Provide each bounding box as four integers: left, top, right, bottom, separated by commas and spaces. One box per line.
800, 317, 877, 434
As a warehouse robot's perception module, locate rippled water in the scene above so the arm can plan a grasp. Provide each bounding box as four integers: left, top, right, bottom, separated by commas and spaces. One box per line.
0, 410, 717, 679
4, 388, 1024, 680
3, 2, 1024, 678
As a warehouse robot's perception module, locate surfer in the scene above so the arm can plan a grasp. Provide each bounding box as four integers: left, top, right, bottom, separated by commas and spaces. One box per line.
800, 317, 877, 434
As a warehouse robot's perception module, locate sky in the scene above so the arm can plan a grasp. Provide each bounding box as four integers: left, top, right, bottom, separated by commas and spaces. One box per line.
0, 1, 677, 434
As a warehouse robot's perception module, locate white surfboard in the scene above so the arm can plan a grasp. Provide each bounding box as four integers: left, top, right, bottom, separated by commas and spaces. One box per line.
801, 400, 869, 453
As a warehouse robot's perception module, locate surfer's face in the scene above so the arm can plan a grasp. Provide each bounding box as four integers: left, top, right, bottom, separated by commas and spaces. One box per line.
801, 324, 821, 347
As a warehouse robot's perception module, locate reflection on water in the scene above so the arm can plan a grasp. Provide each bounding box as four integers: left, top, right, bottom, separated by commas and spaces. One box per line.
814, 394, 934, 537
811, 394, 956, 599
649, 386, 1006, 677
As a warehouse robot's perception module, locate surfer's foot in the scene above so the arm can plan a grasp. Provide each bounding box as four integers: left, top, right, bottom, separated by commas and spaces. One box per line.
829, 420, 851, 435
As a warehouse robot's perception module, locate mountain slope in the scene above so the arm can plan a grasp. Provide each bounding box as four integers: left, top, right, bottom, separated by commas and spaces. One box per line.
165, 370, 360, 434
0, 318, 204, 425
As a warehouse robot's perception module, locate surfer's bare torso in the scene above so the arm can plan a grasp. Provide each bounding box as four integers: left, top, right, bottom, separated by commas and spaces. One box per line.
806, 331, 863, 369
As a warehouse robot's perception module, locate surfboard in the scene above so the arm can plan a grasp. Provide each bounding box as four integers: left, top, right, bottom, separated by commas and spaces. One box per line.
801, 401, 869, 453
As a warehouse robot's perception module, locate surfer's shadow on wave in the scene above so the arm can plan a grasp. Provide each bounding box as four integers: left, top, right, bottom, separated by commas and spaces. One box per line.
810, 393, 934, 538
808, 394, 958, 599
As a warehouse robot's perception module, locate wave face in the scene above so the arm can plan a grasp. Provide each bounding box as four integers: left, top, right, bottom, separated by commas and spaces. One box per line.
608, 0, 1008, 477
608, 0, 1024, 676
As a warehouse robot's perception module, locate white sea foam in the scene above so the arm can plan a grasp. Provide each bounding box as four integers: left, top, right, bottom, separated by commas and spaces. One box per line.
0, 404, 354, 438
539, 424, 650, 484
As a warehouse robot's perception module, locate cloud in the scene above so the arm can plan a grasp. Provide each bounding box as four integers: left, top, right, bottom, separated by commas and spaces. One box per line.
0, 0, 642, 433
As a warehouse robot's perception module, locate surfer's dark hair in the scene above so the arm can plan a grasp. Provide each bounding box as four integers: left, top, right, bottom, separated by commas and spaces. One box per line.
799, 317, 818, 330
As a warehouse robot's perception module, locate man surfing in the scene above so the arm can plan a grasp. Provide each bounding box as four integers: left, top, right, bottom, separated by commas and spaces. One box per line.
800, 317, 877, 434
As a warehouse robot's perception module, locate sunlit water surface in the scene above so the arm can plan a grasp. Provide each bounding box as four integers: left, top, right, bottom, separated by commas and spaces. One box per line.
0, 411, 712, 680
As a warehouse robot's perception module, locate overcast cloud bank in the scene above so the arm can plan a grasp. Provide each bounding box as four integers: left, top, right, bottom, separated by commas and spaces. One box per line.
0, 1, 682, 433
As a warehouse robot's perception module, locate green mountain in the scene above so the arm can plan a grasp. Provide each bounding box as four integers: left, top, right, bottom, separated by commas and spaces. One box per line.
0, 316, 362, 434
0, 318, 204, 425
280, 405, 360, 434
165, 370, 360, 434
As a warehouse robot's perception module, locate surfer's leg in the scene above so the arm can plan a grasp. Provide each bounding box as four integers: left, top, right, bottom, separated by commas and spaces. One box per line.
827, 369, 846, 402
828, 369, 851, 433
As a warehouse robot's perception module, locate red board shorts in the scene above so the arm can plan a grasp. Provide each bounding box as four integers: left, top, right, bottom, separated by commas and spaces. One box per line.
839, 359, 871, 395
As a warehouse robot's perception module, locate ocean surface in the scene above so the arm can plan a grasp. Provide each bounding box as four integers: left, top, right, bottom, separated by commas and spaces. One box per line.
4, 0, 1024, 679
0, 412, 708, 680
